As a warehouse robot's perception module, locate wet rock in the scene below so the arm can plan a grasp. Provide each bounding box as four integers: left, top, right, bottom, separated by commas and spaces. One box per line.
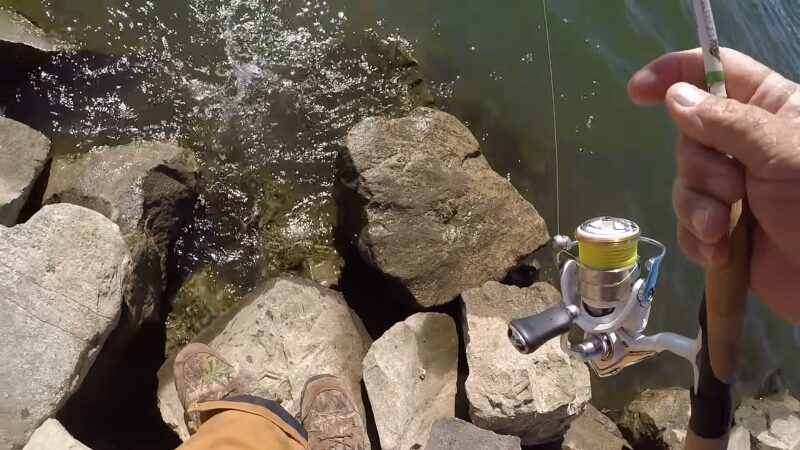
735, 393, 800, 450
158, 277, 372, 442
727, 426, 752, 450
615, 388, 691, 450
363, 312, 458, 450
338, 107, 549, 307
1, 204, 130, 449
0, 9, 64, 53
424, 417, 521, 450
461, 281, 591, 445
44, 141, 199, 326
23, 419, 91, 450
563, 405, 632, 450
0, 117, 50, 226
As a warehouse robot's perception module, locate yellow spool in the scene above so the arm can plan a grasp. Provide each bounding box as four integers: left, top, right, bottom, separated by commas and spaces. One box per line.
576, 217, 640, 270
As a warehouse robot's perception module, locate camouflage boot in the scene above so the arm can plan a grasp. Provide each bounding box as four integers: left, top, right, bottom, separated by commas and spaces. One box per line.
173, 342, 246, 432
300, 375, 367, 450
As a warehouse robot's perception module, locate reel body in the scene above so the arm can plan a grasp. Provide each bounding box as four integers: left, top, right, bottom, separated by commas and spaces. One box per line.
509, 217, 700, 382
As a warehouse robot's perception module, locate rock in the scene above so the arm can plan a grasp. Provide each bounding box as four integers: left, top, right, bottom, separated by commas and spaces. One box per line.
424, 417, 521, 450
158, 277, 372, 442
0, 9, 64, 53
727, 426, 752, 450
735, 393, 800, 450
563, 405, 632, 450
0, 204, 130, 449
0, 117, 51, 226
23, 419, 91, 450
460, 281, 591, 445
363, 312, 459, 450
615, 388, 691, 450
338, 107, 549, 307
44, 141, 199, 326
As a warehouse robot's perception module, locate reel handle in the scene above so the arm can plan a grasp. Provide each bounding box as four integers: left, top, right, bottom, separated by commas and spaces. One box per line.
508, 306, 577, 354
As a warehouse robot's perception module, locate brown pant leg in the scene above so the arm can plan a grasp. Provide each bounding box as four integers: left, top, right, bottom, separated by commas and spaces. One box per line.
177, 400, 308, 450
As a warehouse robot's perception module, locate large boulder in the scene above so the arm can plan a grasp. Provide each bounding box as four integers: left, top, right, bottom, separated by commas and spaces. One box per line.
424, 417, 521, 450
158, 277, 372, 442
0, 204, 130, 449
735, 393, 800, 450
338, 107, 549, 307
23, 419, 91, 450
615, 388, 691, 450
44, 141, 199, 326
563, 405, 632, 450
363, 312, 459, 450
460, 281, 591, 445
0, 117, 50, 226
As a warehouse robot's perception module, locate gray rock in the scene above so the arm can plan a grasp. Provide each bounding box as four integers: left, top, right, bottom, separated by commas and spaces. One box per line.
424, 417, 521, 450
158, 277, 372, 443
338, 107, 549, 307
363, 312, 459, 450
23, 419, 91, 450
44, 141, 199, 326
461, 281, 591, 445
563, 405, 632, 450
0, 117, 50, 226
735, 393, 800, 450
727, 426, 752, 450
0, 9, 65, 53
0, 204, 130, 449
615, 388, 691, 450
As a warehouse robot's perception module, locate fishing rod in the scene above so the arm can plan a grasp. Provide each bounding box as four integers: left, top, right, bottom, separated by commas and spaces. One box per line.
508, 1, 747, 449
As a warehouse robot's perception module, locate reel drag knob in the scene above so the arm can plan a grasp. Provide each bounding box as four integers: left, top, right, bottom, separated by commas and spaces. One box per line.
508, 306, 577, 354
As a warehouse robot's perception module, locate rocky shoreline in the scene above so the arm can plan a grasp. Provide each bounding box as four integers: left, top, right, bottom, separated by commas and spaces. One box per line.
2, 9, 799, 450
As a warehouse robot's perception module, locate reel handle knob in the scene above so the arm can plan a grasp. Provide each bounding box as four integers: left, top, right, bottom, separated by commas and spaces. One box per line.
508, 306, 577, 354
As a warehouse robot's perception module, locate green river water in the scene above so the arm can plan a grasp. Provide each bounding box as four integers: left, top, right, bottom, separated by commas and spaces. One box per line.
4, 0, 799, 413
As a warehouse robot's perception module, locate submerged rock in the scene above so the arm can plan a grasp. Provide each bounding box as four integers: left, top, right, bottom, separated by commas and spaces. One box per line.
615, 388, 691, 450
0, 117, 50, 226
461, 281, 591, 445
363, 312, 459, 450
563, 405, 632, 450
424, 417, 521, 450
0, 204, 130, 449
44, 141, 199, 326
338, 107, 549, 307
735, 393, 800, 450
158, 277, 371, 442
727, 426, 752, 450
0, 9, 64, 53
23, 419, 91, 450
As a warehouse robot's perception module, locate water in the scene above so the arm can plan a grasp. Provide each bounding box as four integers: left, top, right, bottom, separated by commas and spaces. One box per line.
4, 0, 798, 410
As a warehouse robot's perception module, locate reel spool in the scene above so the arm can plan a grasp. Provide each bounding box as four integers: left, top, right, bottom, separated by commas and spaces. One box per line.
509, 217, 699, 379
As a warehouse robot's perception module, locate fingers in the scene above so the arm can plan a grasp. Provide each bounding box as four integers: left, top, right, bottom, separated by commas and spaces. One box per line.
677, 223, 729, 268
665, 83, 779, 173
628, 48, 774, 105
676, 134, 745, 204
673, 179, 731, 244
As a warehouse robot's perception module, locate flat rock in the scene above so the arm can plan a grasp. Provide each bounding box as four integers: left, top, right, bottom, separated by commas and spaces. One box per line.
563, 405, 632, 450
615, 388, 691, 450
23, 419, 91, 450
0, 204, 130, 449
0, 9, 64, 53
0, 117, 50, 226
461, 281, 591, 445
424, 417, 521, 450
735, 393, 800, 450
158, 277, 372, 443
363, 312, 459, 450
338, 107, 549, 307
44, 141, 199, 326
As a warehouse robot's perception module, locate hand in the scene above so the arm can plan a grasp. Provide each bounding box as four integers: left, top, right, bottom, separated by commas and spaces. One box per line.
628, 48, 800, 322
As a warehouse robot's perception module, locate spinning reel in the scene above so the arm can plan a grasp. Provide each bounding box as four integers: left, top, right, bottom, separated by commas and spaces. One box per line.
509, 217, 700, 383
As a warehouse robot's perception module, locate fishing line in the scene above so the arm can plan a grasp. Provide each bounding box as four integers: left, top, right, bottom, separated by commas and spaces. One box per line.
541, 0, 561, 235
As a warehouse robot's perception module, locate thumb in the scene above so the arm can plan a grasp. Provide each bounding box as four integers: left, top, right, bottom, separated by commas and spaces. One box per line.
665, 82, 777, 172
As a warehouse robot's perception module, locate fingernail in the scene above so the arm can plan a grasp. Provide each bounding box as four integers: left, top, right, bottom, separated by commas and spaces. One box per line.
699, 245, 716, 265
674, 83, 707, 107
692, 208, 711, 237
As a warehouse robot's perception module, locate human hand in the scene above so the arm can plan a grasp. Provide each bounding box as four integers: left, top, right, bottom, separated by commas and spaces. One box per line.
628, 48, 800, 322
